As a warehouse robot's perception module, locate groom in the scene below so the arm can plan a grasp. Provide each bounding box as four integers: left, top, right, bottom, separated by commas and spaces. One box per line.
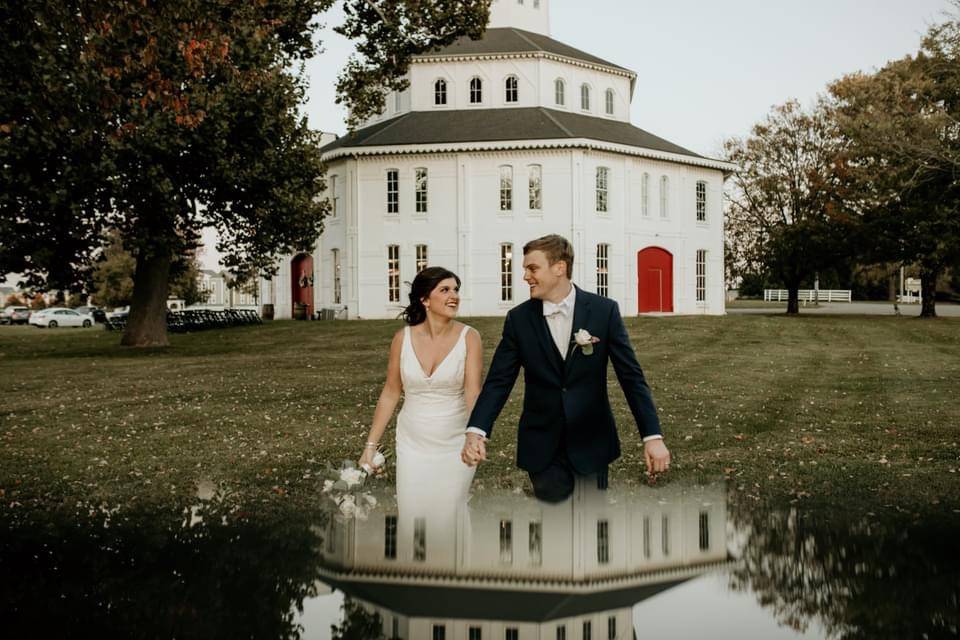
461, 234, 670, 502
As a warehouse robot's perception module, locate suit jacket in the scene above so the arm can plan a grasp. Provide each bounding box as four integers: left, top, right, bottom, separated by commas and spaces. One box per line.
468, 286, 662, 474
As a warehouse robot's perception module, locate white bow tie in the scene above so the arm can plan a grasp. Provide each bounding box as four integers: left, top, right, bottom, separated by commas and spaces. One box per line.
543, 300, 570, 317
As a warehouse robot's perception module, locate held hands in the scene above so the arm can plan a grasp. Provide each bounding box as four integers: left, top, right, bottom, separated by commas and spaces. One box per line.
461, 432, 488, 467
644, 438, 671, 475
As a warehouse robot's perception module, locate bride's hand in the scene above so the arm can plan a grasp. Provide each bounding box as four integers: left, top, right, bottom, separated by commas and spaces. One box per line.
359, 447, 377, 471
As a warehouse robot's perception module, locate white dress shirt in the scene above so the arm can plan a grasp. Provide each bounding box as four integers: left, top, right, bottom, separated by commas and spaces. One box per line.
467, 283, 662, 443
543, 283, 576, 359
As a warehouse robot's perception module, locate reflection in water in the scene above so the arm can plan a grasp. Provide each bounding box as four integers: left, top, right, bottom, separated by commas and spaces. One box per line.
1, 479, 957, 639
318, 480, 728, 640
728, 502, 960, 639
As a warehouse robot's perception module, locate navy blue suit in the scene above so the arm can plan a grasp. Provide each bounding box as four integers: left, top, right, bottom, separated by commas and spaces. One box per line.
468, 286, 662, 482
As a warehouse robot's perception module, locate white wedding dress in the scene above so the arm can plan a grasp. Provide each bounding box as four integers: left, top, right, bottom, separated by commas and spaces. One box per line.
394, 324, 475, 558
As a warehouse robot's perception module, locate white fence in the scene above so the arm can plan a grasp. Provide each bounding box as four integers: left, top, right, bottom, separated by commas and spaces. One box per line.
764, 289, 852, 303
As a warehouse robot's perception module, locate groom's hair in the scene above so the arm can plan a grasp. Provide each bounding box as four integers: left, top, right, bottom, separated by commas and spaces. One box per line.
524, 235, 574, 279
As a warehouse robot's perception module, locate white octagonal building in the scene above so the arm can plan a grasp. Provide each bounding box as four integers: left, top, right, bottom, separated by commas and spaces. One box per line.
263, 0, 733, 320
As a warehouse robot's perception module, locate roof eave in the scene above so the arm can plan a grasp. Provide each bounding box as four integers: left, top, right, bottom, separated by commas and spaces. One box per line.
412, 50, 635, 80
322, 138, 735, 173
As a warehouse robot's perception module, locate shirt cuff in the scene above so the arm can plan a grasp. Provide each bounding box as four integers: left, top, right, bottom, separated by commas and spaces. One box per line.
466, 427, 488, 439
642, 434, 664, 443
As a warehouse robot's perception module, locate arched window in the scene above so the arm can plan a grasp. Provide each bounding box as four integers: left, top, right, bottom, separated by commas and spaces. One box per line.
605, 88, 614, 115
554, 78, 565, 106
434, 79, 447, 106
504, 75, 518, 103
469, 77, 483, 104
580, 83, 591, 111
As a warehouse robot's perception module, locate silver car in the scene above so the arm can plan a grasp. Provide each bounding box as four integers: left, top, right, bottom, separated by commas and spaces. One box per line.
29, 307, 95, 328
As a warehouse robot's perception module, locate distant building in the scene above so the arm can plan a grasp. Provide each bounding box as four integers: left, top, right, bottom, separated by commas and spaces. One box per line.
261, 0, 733, 319
194, 269, 257, 310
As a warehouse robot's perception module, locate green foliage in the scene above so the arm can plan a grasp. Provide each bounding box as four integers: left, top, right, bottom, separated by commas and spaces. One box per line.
335, 0, 491, 129
92, 233, 136, 309
0, 0, 491, 345
829, 7, 960, 316
724, 100, 854, 313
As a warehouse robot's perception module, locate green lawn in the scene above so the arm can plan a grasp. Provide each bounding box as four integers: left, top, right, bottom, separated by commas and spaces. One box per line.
1, 314, 958, 515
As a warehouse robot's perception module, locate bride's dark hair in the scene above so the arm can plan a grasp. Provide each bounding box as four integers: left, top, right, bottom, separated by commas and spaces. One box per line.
401, 267, 461, 326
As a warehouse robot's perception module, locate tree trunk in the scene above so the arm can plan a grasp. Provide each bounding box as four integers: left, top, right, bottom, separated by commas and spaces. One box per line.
786, 286, 800, 315
121, 250, 172, 347
919, 266, 938, 319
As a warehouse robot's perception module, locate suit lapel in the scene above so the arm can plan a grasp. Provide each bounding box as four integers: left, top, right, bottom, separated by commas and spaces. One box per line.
565, 286, 591, 375
528, 300, 564, 376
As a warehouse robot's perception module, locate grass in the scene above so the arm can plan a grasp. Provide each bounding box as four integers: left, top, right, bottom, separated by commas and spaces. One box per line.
1, 314, 959, 517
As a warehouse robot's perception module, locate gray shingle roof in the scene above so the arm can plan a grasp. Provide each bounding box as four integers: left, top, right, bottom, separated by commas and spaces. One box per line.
320, 107, 704, 159
414, 28, 631, 73
320, 575, 691, 622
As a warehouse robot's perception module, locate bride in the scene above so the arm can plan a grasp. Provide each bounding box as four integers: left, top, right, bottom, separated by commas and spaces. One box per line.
359, 267, 482, 534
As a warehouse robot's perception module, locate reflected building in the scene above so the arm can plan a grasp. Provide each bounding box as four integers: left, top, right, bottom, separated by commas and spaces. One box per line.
318, 481, 729, 639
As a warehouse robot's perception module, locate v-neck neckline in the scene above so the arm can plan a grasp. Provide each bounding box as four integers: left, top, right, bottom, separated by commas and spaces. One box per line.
408, 325, 462, 379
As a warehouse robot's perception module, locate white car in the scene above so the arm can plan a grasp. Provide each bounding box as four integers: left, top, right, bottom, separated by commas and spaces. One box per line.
29, 307, 95, 328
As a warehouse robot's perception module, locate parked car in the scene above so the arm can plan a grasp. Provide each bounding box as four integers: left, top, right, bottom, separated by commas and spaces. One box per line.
29, 307, 95, 328
1, 306, 31, 325
74, 305, 107, 323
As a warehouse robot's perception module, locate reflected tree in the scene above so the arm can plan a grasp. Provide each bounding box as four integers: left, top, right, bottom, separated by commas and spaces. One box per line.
729, 504, 960, 638
330, 597, 387, 640
0, 502, 330, 639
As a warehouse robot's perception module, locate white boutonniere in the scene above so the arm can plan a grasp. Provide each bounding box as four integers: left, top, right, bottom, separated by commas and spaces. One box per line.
573, 328, 600, 355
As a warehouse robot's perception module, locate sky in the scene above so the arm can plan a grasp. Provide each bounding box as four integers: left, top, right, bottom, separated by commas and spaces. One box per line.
197, 0, 952, 270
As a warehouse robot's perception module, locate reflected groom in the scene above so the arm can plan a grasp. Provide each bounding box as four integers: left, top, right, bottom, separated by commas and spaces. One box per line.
462, 234, 669, 502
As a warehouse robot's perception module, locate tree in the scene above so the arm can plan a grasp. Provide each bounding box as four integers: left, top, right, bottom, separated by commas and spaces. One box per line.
829, 8, 960, 318
92, 230, 207, 309
1, 0, 491, 347
4, 293, 23, 307
724, 100, 853, 314
28, 293, 47, 310
92, 233, 136, 310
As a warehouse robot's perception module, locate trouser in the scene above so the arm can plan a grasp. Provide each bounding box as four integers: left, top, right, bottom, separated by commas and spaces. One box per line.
528, 438, 608, 503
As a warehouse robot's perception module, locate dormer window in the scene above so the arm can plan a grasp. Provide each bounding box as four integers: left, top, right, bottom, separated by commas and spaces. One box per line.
505, 75, 518, 103
470, 77, 483, 104
581, 84, 591, 111
434, 79, 447, 106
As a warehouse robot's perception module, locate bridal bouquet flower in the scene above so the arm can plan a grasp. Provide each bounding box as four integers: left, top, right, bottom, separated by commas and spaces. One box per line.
321, 457, 387, 519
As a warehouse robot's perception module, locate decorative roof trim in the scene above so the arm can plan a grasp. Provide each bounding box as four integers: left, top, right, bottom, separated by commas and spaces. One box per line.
322, 137, 736, 174
317, 557, 733, 593
413, 50, 636, 80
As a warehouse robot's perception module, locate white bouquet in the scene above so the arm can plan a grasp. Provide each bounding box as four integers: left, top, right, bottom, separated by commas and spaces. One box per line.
321, 459, 384, 519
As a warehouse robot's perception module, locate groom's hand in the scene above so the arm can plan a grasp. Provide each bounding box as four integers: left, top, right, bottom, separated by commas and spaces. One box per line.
644, 439, 671, 474
461, 432, 487, 467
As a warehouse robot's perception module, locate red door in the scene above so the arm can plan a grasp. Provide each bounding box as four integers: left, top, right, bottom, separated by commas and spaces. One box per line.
637, 248, 673, 313
291, 254, 315, 318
